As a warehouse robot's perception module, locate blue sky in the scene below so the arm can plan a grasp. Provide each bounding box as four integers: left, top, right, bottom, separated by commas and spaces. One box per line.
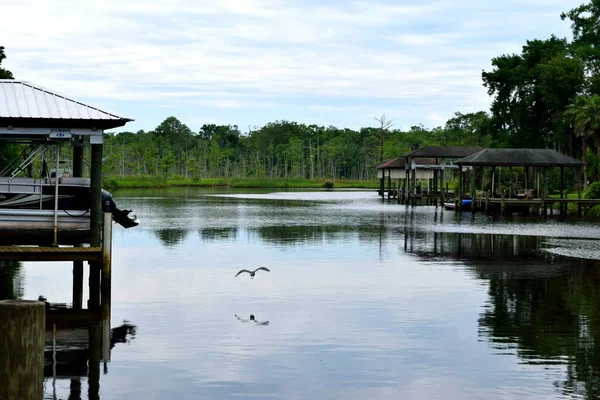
1, 0, 582, 134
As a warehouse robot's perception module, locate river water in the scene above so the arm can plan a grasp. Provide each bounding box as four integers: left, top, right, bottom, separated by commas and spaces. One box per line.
6, 188, 600, 399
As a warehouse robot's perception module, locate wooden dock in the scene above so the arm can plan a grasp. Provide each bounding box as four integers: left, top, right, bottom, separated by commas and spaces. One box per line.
0, 246, 102, 262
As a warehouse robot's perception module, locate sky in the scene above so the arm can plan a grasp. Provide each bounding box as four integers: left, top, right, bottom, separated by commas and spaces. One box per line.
1, 0, 583, 134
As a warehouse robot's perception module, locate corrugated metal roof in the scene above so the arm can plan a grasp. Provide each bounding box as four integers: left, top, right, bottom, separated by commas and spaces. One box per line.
0, 79, 132, 123
404, 146, 484, 159
455, 148, 585, 167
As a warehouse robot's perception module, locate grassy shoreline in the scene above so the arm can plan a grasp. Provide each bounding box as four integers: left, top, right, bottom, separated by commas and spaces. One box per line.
103, 176, 380, 190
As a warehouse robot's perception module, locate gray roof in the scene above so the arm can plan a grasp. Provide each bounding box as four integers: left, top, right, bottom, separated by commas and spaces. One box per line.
0, 80, 133, 129
455, 148, 585, 167
404, 146, 484, 159
376, 157, 437, 169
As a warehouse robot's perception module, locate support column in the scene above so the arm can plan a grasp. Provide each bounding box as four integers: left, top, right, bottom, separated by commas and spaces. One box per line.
411, 162, 417, 206
560, 166, 565, 216
102, 202, 113, 362
73, 138, 85, 310
457, 166, 463, 212
470, 167, 476, 213
89, 140, 103, 310
440, 168, 445, 205
0, 300, 45, 400
577, 166, 583, 216
387, 168, 392, 200
379, 176, 384, 201
404, 161, 409, 204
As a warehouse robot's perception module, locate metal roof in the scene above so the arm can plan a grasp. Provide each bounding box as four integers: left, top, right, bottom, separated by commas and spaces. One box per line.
455, 148, 585, 167
404, 146, 484, 159
376, 157, 438, 169
0, 80, 133, 129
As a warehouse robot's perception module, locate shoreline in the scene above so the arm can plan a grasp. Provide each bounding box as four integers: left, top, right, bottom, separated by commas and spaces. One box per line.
103, 177, 380, 190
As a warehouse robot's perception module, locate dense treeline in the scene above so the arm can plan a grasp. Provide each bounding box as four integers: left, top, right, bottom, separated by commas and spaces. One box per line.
101, 112, 491, 181
2, 1, 600, 183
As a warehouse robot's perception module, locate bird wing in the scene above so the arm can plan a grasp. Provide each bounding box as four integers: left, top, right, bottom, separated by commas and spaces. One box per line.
255, 267, 271, 273
235, 269, 251, 277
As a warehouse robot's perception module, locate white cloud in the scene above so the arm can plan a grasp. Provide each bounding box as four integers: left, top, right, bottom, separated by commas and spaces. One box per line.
0, 0, 584, 132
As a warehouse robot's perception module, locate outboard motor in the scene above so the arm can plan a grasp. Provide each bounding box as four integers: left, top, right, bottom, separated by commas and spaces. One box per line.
101, 189, 139, 228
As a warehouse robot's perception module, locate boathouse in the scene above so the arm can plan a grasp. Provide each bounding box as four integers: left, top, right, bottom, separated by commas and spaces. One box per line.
454, 148, 592, 216
376, 157, 438, 198
377, 146, 483, 204
0, 79, 135, 398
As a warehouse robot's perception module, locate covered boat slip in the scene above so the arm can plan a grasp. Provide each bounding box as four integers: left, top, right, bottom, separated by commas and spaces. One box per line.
376, 146, 598, 216
376, 146, 484, 205
453, 148, 594, 216
0, 79, 137, 245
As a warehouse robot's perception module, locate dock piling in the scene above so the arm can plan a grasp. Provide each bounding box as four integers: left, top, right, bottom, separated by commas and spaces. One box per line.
0, 300, 45, 400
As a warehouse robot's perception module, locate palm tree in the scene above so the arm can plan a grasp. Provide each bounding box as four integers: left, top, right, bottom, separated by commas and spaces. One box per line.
564, 95, 600, 187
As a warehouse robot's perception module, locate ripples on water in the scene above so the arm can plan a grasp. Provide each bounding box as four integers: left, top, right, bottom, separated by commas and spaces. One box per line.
6, 187, 600, 399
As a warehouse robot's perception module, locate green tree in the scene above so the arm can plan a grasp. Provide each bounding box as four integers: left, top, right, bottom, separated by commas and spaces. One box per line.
0, 46, 13, 79
561, 0, 600, 94
565, 95, 600, 185
482, 37, 585, 149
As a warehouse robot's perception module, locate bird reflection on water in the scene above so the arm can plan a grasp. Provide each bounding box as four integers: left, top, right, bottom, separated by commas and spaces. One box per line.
235, 314, 269, 326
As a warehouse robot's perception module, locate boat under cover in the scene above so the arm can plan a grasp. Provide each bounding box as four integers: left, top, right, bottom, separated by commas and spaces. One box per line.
0, 176, 138, 231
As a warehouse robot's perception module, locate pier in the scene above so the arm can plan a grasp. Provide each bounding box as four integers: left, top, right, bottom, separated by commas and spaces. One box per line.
376, 146, 598, 216
0, 79, 135, 399
376, 146, 483, 206
454, 148, 588, 217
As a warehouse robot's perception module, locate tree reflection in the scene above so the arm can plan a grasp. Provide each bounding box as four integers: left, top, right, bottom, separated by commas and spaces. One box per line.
153, 228, 189, 246
0, 261, 23, 300
199, 227, 237, 241
479, 257, 600, 400
403, 229, 600, 399
252, 224, 388, 246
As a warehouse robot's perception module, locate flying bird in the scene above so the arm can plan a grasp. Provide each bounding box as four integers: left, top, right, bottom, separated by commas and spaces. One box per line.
235, 267, 270, 278
235, 314, 269, 326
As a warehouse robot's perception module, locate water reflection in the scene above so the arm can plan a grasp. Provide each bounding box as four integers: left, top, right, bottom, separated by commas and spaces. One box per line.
153, 228, 189, 246
404, 229, 600, 400
22, 188, 600, 399
199, 227, 238, 241
43, 321, 137, 400
0, 261, 23, 300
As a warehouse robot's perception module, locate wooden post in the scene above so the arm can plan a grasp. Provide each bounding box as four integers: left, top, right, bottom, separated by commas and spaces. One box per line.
388, 168, 392, 201
491, 167, 495, 197
457, 166, 463, 212
470, 167, 476, 213
72, 139, 85, 310
404, 161, 409, 204
411, 161, 417, 206
89, 141, 103, 310
560, 166, 565, 216
440, 168, 445, 205
102, 202, 113, 362
379, 176, 384, 201
575, 166, 582, 216
501, 190, 506, 215
0, 300, 45, 400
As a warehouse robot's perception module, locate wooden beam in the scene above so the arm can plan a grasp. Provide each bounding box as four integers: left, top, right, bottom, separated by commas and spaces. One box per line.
0, 246, 102, 262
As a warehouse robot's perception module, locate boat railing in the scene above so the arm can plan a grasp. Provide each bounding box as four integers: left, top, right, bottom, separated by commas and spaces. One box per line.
4, 143, 48, 182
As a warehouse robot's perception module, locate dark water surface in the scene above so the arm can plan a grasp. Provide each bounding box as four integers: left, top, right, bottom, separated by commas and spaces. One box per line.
8, 188, 600, 399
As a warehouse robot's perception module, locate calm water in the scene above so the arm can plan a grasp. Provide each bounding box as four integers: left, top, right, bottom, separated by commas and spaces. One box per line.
5, 187, 600, 399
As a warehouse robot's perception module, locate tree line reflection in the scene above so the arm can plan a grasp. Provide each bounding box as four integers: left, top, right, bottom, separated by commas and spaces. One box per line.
404, 230, 600, 400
